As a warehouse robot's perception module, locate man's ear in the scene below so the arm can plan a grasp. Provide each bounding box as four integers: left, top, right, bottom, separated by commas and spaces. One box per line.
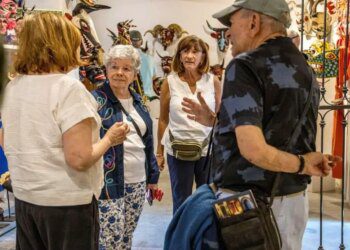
249, 13, 261, 37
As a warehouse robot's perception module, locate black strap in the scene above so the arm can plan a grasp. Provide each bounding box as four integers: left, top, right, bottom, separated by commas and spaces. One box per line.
117, 101, 143, 140
205, 117, 217, 183
269, 68, 315, 206
206, 68, 315, 205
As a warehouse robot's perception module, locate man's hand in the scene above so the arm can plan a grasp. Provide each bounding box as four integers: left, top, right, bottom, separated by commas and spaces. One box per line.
302, 152, 342, 176
182, 92, 216, 127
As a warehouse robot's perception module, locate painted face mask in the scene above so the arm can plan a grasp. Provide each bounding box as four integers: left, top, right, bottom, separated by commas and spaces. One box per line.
304, 41, 339, 78
107, 19, 136, 46
71, 0, 110, 87
156, 51, 173, 75
72, 1, 110, 60
145, 24, 187, 50
204, 21, 229, 53
296, 0, 336, 39
152, 77, 164, 97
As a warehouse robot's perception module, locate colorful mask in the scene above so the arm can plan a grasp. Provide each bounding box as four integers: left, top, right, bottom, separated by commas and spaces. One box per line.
79, 48, 106, 87
204, 21, 229, 53
304, 41, 339, 78
72, 0, 110, 61
296, 0, 336, 39
151, 51, 173, 97
156, 51, 173, 75
145, 24, 187, 50
209, 60, 225, 81
152, 77, 164, 97
107, 19, 136, 46
72, 0, 110, 86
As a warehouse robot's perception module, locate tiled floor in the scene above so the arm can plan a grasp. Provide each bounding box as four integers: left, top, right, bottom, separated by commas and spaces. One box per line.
0, 169, 349, 250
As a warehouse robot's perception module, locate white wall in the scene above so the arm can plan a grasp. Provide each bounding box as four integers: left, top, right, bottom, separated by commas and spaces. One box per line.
90, 0, 233, 73
24, 0, 234, 75
24, 0, 67, 12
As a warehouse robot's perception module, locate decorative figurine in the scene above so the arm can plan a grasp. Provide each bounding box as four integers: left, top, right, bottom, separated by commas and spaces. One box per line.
144, 24, 187, 50
71, 0, 110, 89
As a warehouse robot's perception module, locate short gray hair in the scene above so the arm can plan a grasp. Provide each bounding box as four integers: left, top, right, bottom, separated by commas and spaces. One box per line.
240, 9, 286, 36
104, 45, 141, 72
259, 13, 287, 35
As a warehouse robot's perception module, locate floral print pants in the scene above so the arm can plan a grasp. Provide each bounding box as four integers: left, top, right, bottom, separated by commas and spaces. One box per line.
98, 182, 146, 250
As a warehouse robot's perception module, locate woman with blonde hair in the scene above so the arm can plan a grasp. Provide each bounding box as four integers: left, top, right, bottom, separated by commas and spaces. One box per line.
157, 35, 221, 214
1, 12, 129, 250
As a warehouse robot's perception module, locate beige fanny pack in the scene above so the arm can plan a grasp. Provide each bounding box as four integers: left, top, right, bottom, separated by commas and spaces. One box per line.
169, 130, 209, 161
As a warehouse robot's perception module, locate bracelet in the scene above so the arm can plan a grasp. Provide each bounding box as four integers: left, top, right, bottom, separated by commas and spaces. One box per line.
156, 153, 163, 157
297, 155, 305, 174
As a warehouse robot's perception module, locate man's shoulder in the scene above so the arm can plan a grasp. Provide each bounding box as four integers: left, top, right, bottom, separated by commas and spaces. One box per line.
226, 50, 261, 74
234, 38, 299, 64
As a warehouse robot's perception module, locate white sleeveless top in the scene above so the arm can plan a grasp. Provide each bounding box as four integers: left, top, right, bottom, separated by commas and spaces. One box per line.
165, 73, 216, 156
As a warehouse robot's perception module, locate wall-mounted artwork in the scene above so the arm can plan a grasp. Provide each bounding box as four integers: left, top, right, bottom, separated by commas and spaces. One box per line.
152, 51, 173, 97
71, 0, 110, 89
204, 20, 229, 53
107, 19, 135, 46
296, 0, 337, 39
304, 41, 339, 78
144, 24, 187, 50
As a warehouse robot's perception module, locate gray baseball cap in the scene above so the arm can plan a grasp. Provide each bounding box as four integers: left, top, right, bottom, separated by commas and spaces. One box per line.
212, 0, 291, 28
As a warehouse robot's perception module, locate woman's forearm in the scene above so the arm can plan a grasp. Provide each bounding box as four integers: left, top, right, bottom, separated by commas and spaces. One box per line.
65, 136, 112, 172
90, 136, 113, 166
157, 120, 167, 155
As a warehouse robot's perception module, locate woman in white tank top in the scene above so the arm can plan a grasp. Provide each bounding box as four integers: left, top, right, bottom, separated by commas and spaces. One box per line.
157, 35, 222, 213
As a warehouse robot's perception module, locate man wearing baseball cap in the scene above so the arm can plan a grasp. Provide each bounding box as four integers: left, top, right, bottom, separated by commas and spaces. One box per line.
130, 30, 158, 99
182, 0, 340, 249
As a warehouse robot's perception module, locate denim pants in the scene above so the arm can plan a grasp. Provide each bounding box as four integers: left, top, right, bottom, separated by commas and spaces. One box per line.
167, 154, 209, 214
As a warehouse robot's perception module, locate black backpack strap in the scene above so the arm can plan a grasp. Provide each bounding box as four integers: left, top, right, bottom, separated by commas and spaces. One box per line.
269, 68, 315, 207
205, 117, 217, 183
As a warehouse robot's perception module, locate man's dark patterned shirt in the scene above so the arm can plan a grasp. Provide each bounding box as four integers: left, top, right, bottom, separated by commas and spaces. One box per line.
212, 37, 320, 197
